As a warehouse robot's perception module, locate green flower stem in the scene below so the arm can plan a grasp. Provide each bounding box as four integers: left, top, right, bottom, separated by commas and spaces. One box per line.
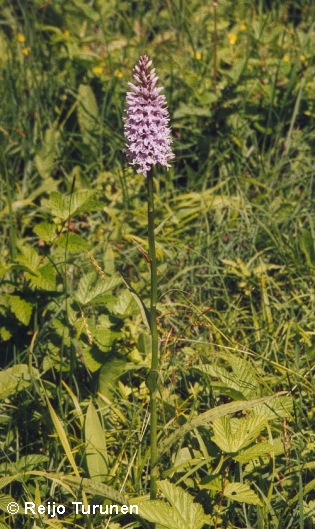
146, 169, 159, 501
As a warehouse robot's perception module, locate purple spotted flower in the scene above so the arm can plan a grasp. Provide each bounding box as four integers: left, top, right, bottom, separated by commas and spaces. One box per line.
124, 55, 174, 176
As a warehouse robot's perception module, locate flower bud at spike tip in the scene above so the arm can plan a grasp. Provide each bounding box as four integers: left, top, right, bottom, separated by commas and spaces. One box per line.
124, 55, 174, 176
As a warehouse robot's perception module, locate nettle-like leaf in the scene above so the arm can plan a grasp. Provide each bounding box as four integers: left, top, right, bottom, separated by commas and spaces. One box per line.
195, 354, 259, 400
138, 480, 211, 529
223, 482, 262, 506
55, 232, 89, 253
16, 246, 56, 290
9, 295, 33, 325
85, 400, 108, 482
233, 441, 275, 463
211, 414, 267, 453
33, 221, 57, 244
199, 477, 262, 505
0, 365, 39, 400
41, 190, 103, 221
74, 272, 121, 306
251, 394, 293, 420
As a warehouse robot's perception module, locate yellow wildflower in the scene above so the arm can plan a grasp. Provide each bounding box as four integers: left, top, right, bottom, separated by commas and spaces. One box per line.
114, 69, 123, 78
240, 24, 247, 31
283, 55, 290, 62
300, 54, 306, 62
64, 29, 70, 36
92, 66, 103, 75
22, 47, 30, 56
228, 33, 238, 46
17, 33, 25, 43
195, 52, 202, 60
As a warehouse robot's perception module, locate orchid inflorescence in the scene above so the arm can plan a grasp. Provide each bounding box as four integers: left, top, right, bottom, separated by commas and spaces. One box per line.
124, 55, 174, 176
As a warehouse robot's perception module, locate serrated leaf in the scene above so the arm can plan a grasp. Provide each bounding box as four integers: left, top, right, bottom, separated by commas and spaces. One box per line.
196, 355, 258, 399
233, 442, 275, 463
223, 482, 262, 505
41, 190, 100, 221
9, 295, 33, 325
27, 262, 56, 290
91, 326, 119, 352
33, 221, 57, 243
74, 272, 121, 305
0, 365, 39, 400
156, 394, 282, 464
85, 400, 108, 482
15, 454, 49, 471
55, 232, 88, 253
211, 415, 267, 453
139, 481, 210, 529
251, 395, 293, 420
111, 289, 139, 318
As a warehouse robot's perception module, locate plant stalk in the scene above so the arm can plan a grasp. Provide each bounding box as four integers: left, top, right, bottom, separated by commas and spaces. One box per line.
146, 169, 159, 502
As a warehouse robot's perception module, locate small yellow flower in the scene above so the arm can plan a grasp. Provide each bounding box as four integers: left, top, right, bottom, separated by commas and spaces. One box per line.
228, 33, 238, 46
114, 69, 123, 78
64, 29, 70, 36
300, 54, 306, 62
92, 66, 103, 75
22, 47, 30, 56
283, 54, 290, 63
17, 33, 25, 43
195, 52, 202, 60
240, 24, 247, 31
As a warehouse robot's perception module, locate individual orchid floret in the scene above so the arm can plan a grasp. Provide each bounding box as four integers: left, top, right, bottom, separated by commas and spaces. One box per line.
124, 55, 174, 176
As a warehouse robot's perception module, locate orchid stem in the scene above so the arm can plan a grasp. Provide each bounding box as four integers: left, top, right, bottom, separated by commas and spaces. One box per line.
147, 169, 159, 502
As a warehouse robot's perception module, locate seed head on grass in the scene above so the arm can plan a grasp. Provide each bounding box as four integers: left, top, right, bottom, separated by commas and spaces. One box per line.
124, 55, 174, 176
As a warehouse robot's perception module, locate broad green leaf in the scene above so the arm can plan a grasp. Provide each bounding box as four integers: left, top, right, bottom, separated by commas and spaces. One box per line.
299, 229, 315, 268
156, 394, 280, 464
27, 262, 56, 290
41, 190, 101, 221
33, 221, 57, 243
223, 482, 262, 506
9, 295, 33, 325
110, 289, 139, 318
74, 272, 121, 305
15, 454, 49, 471
0, 494, 23, 514
90, 326, 119, 352
0, 365, 39, 400
233, 441, 275, 463
138, 480, 210, 529
98, 358, 126, 400
211, 415, 267, 453
0, 475, 20, 490
251, 395, 293, 420
196, 360, 257, 399
85, 400, 108, 482
55, 232, 88, 253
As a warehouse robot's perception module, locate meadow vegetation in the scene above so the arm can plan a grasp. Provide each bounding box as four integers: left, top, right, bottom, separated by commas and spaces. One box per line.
1, 0, 315, 527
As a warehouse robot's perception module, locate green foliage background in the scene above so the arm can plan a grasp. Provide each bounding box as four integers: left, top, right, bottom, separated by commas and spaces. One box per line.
1, 0, 315, 528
